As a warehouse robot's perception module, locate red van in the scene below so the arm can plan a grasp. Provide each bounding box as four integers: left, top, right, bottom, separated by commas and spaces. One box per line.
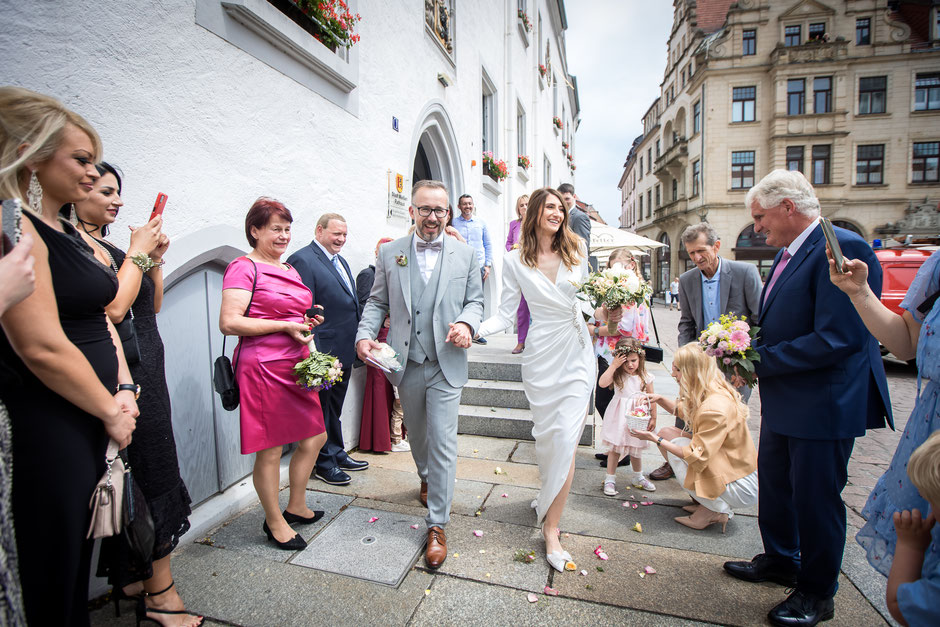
875, 247, 937, 316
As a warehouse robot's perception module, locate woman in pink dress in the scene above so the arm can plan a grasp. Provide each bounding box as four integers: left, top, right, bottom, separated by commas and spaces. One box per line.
506, 194, 530, 354
220, 198, 327, 551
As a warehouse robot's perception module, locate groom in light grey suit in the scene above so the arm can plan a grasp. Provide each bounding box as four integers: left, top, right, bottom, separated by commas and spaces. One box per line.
356, 180, 483, 569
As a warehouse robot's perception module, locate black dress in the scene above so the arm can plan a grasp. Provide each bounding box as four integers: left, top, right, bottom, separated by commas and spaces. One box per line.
0, 212, 116, 626
96, 240, 192, 587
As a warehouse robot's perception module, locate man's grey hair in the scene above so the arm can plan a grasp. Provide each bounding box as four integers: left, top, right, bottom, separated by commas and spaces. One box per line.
681, 222, 719, 246
412, 179, 448, 203
744, 169, 820, 217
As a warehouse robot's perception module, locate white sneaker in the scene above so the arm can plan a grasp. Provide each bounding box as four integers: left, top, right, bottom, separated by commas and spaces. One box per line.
632, 475, 657, 492
391, 440, 411, 452
603, 479, 617, 496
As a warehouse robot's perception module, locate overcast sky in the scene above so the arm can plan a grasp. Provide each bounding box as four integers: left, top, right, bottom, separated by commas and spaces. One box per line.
566, 1, 675, 226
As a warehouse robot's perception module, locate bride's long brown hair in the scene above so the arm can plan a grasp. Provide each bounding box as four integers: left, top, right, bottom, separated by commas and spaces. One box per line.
519, 187, 584, 270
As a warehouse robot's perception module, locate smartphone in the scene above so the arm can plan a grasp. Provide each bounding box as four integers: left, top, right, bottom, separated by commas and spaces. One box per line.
149, 193, 168, 221
820, 217, 846, 274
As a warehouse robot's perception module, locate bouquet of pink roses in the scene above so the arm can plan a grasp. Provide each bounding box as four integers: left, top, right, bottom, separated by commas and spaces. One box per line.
698, 314, 761, 387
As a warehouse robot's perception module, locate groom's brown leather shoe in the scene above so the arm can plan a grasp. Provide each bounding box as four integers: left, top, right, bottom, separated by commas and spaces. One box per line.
425, 526, 447, 569
419, 482, 428, 507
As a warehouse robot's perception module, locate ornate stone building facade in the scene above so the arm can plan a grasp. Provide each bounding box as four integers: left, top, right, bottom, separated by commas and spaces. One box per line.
619, 0, 940, 290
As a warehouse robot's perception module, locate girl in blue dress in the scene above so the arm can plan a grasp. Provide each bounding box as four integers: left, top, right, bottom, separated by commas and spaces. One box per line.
829, 248, 939, 579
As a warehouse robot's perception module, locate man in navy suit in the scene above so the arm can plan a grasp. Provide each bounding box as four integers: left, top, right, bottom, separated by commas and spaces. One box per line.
288, 213, 368, 486
723, 170, 892, 626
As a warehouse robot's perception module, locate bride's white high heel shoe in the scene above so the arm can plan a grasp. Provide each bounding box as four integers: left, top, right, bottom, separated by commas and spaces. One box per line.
546, 550, 575, 573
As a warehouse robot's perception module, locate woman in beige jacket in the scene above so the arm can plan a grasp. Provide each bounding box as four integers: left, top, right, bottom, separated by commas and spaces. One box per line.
631, 343, 758, 532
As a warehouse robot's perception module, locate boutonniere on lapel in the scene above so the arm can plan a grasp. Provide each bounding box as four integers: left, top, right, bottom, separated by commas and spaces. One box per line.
395, 254, 408, 267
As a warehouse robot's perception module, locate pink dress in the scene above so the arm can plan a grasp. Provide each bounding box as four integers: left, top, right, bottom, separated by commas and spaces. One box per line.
222, 257, 325, 454
600, 372, 654, 455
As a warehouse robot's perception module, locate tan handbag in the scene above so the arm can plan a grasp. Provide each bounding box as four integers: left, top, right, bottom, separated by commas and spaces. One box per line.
87, 439, 124, 539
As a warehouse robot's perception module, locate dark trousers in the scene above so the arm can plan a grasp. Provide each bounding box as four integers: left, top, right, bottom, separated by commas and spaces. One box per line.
595, 356, 614, 418
757, 422, 854, 598
316, 366, 351, 472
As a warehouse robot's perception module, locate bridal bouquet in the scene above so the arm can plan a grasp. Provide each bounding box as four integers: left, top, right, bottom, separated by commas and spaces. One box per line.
698, 314, 761, 388
576, 264, 653, 333
293, 350, 344, 392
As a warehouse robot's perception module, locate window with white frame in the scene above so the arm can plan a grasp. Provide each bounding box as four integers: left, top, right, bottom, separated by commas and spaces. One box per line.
553, 75, 558, 117
543, 155, 551, 186
517, 102, 526, 159
482, 70, 497, 154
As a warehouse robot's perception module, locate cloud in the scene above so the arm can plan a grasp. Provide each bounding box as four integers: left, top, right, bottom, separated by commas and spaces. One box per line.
565, 0, 674, 225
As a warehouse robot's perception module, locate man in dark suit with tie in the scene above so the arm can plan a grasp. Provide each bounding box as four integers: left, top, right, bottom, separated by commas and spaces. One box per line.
288, 213, 368, 486
723, 170, 892, 627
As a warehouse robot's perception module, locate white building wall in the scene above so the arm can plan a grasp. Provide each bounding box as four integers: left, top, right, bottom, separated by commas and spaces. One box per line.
2, 0, 576, 462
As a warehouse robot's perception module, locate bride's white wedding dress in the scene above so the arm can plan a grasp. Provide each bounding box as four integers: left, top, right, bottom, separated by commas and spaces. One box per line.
477, 249, 595, 522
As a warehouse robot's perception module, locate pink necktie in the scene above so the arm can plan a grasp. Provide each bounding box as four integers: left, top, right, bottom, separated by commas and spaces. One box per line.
764, 249, 792, 301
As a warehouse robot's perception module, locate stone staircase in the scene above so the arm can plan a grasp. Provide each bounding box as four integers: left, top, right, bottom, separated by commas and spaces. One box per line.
459, 333, 595, 446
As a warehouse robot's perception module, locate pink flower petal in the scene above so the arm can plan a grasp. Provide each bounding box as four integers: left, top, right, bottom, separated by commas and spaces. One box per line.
501, 493, 509, 498
643, 566, 657, 574
473, 530, 483, 537
641, 501, 654, 506
622, 501, 630, 507
526, 592, 538, 603
411, 524, 419, 529
368, 517, 379, 523
543, 586, 559, 596
631, 503, 638, 509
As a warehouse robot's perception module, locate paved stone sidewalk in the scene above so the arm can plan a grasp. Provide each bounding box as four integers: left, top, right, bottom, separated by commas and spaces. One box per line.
89, 309, 912, 626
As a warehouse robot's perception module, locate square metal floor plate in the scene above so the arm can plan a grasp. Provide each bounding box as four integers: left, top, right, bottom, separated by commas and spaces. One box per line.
290, 506, 427, 587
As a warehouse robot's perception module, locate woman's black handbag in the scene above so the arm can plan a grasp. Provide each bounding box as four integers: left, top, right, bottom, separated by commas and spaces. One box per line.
120, 454, 155, 564
96, 239, 141, 365
213, 259, 257, 411
115, 315, 140, 365
642, 303, 665, 363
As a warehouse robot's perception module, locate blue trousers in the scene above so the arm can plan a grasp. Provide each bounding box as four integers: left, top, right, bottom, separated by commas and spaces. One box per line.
315, 366, 351, 472
757, 422, 854, 598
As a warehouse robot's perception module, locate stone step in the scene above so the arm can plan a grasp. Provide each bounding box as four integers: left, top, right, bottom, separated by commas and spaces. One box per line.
467, 357, 522, 382
460, 379, 529, 409
457, 404, 593, 446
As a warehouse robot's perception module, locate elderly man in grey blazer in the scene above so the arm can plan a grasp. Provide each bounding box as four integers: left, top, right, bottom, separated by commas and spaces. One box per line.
650, 222, 762, 481
356, 180, 484, 569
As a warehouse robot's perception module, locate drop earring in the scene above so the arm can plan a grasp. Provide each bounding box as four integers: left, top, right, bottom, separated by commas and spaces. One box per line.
27, 171, 43, 213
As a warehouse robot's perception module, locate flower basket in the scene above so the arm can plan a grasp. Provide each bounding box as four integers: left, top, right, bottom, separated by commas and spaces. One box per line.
561, 141, 569, 150
272, 0, 362, 51
518, 10, 532, 32
552, 116, 563, 130
538, 64, 547, 79
626, 394, 652, 433
517, 155, 531, 170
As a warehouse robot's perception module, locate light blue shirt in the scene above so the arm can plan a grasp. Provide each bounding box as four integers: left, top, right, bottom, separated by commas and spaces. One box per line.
454, 214, 492, 268
701, 257, 722, 327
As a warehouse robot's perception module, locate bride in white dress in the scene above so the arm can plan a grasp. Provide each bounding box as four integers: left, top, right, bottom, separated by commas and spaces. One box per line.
477, 188, 606, 571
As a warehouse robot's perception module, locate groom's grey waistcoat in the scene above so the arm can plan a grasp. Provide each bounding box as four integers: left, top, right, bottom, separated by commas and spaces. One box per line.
408, 251, 443, 363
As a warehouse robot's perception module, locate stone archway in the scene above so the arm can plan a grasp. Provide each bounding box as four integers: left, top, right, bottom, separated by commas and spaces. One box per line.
410, 100, 464, 208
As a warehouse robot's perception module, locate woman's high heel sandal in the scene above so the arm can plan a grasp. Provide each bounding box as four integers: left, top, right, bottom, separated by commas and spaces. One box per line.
674, 510, 729, 533
135, 580, 204, 626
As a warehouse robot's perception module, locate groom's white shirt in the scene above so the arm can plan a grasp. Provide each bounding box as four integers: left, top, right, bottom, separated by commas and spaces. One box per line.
414, 232, 445, 282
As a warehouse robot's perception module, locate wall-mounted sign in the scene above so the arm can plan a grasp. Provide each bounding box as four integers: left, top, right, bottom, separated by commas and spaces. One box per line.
392, 116, 399, 132
387, 170, 409, 220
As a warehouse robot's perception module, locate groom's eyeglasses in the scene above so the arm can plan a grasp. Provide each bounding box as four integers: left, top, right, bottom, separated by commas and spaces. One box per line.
416, 206, 448, 218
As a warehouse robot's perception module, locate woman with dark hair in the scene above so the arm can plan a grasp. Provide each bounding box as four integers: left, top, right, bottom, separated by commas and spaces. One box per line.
71, 164, 200, 626
0, 86, 137, 625
477, 187, 601, 572
219, 198, 327, 551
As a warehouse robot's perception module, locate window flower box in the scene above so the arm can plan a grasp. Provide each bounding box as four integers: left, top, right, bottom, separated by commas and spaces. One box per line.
552, 116, 563, 130
269, 0, 362, 51
517, 155, 531, 170
482, 152, 509, 182
518, 10, 531, 32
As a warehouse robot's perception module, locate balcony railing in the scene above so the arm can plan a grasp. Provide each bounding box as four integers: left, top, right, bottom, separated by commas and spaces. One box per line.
653, 197, 688, 222
654, 137, 688, 176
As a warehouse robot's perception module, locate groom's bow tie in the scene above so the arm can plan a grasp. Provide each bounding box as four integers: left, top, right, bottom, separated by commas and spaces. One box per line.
416, 240, 442, 252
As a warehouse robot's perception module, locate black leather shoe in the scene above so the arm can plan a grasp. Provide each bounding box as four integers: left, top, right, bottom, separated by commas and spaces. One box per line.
314, 466, 352, 485
338, 457, 369, 471
282, 509, 325, 525
598, 456, 631, 468
262, 521, 306, 551
723, 553, 799, 587
768, 590, 834, 626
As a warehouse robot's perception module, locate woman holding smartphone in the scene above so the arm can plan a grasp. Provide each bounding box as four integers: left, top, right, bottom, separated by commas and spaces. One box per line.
70, 164, 201, 626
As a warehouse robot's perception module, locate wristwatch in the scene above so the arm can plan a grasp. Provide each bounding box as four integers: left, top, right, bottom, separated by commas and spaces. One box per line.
657, 436, 664, 445
117, 383, 141, 400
